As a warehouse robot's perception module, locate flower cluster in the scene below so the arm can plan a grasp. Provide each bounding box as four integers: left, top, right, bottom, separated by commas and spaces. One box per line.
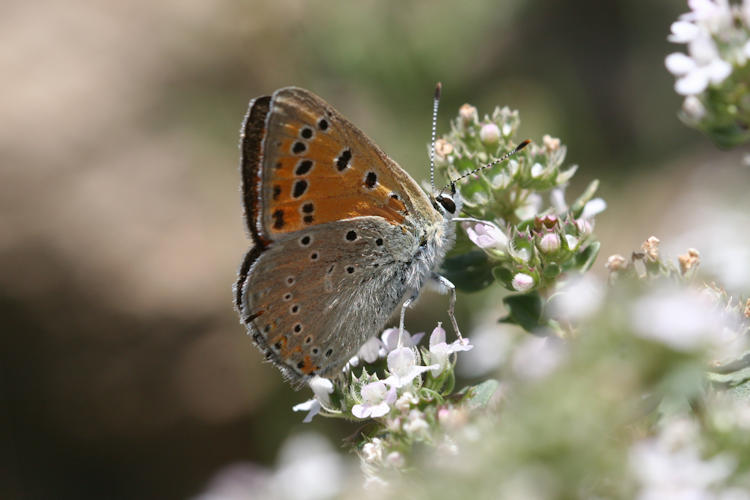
435, 104, 604, 297
666, 0, 750, 147
292, 324, 491, 475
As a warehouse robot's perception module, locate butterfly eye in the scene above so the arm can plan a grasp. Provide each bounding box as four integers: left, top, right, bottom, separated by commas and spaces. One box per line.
435, 195, 456, 214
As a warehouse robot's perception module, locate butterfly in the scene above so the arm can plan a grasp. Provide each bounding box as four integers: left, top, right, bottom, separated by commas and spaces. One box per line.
233, 86, 523, 387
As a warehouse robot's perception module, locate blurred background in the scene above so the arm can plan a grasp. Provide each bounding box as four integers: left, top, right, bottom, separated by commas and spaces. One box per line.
3, 0, 749, 498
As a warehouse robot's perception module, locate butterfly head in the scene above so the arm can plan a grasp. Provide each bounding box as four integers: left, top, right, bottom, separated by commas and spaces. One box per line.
431, 182, 461, 221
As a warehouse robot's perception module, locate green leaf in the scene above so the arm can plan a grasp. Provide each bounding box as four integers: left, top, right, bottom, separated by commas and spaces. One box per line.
575, 241, 601, 273
464, 379, 500, 409
542, 262, 562, 280
492, 265, 514, 288
441, 250, 495, 292
501, 291, 543, 333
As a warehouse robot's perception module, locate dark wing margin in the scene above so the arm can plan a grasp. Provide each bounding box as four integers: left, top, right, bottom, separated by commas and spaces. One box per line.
235, 95, 271, 325
240, 95, 272, 248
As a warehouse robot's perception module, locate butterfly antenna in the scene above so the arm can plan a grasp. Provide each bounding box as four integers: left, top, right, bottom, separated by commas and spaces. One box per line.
439, 139, 531, 196
429, 82, 442, 193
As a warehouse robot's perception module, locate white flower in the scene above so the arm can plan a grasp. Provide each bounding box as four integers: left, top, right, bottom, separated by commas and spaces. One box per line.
564, 234, 579, 250
511, 273, 535, 292
538, 233, 561, 253
682, 95, 706, 120
479, 123, 501, 144
403, 409, 429, 434
394, 391, 418, 411
385, 451, 405, 468
667, 36, 732, 95
666, 52, 697, 74
548, 275, 605, 322
502, 123, 513, 137
357, 336, 382, 364
630, 287, 725, 352
346, 355, 360, 368
515, 192, 543, 220
512, 337, 565, 380
683, 0, 732, 33
292, 376, 334, 423
272, 433, 345, 500
630, 417, 735, 500
438, 407, 468, 429
427, 323, 474, 376
463, 221, 508, 250
581, 197, 607, 220
352, 381, 396, 419
362, 438, 384, 463
380, 327, 424, 353
550, 188, 568, 215
668, 20, 701, 43
459, 104, 478, 125
457, 323, 513, 377
384, 347, 437, 388
575, 218, 593, 236
530, 162, 544, 178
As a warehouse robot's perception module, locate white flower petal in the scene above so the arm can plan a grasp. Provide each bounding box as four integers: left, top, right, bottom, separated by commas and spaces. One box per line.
530, 163, 544, 178
357, 336, 382, 364
293, 399, 321, 423
688, 35, 718, 64
581, 197, 607, 219
682, 96, 706, 120
429, 323, 446, 348
449, 338, 474, 352
368, 402, 391, 418
565, 234, 579, 250
665, 52, 697, 75
675, 70, 709, 95
550, 188, 567, 214
309, 376, 334, 407
706, 58, 731, 84
463, 221, 508, 250
352, 404, 371, 419
668, 21, 700, 43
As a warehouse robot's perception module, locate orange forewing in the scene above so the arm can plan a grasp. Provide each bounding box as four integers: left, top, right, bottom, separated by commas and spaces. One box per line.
258, 89, 413, 238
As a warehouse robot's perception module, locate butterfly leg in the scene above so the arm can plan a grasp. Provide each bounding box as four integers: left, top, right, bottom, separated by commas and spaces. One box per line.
433, 274, 463, 340
398, 292, 419, 347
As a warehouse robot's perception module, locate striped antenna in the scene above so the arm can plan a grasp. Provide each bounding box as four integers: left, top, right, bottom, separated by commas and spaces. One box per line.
429, 82, 442, 193
439, 139, 531, 196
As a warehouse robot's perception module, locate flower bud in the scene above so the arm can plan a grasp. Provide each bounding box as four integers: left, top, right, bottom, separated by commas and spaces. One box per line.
512, 273, 535, 292
480, 123, 501, 145
435, 138, 453, 158
606, 254, 628, 271
539, 233, 561, 253
682, 96, 706, 121
543, 134, 560, 151
459, 104, 478, 125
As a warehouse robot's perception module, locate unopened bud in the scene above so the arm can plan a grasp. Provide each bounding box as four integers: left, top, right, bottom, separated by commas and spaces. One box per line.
512, 273, 535, 292
459, 104, 478, 125
480, 123, 501, 145
539, 233, 561, 253
543, 134, 561, 151
435, 138, 453, 158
